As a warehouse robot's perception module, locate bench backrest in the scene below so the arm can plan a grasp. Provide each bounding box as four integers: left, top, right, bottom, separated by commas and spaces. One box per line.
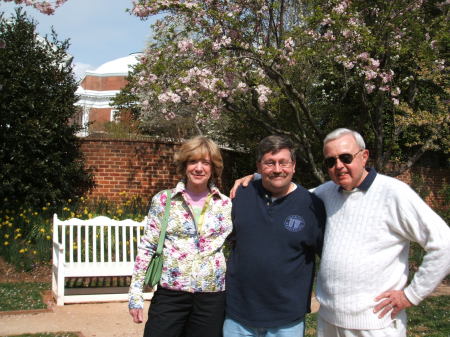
53, 214, 148, 264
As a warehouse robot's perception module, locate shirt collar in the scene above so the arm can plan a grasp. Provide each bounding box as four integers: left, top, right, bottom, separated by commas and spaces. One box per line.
173, 180, 223, 199
255, 179, 297, 202
338, 167, 377, 192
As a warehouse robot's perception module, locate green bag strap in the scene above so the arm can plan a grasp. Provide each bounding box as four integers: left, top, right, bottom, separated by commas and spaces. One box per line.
154, 189, 172, 256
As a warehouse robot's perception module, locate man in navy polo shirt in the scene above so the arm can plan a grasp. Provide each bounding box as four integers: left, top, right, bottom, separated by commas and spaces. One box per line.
224, 135, 326, 337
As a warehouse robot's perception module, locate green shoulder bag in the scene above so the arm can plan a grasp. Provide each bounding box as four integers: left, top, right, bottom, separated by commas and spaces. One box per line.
144, 190, 171, 287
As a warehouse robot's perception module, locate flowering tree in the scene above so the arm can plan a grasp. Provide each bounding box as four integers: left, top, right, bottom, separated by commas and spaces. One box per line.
1, 0, 67, 15
122, 0, 448, 183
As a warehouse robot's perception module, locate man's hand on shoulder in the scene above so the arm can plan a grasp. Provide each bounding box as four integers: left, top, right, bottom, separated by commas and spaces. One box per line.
229, 174, 254, 199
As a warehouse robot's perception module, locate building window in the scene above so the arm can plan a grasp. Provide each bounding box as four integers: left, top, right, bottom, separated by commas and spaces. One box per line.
110, 109, 120, 122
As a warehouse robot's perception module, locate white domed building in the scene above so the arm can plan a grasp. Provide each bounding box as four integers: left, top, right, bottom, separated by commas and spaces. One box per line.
74, 53, 142, 136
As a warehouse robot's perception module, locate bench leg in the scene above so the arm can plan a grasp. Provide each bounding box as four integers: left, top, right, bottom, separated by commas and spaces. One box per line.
56, 266, 65, 306
51, 265, 57, 301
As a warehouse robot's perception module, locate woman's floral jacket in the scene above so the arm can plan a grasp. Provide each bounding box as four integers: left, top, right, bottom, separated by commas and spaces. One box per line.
128, 181, 233, 309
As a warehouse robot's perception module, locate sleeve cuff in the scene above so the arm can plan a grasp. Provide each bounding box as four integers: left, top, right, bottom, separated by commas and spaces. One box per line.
403, 286, 422, 306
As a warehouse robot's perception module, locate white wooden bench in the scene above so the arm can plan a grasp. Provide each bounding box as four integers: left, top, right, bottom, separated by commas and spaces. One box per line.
52, 214, 153, 305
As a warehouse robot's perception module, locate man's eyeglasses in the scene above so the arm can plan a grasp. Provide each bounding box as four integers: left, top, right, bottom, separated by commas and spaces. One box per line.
262, 160, 293, 168
324, 149, 363, 169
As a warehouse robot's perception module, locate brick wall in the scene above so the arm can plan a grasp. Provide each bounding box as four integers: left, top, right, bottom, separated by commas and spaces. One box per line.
80, 138, 448, 208
81, 75, 128, 91
397, 167, 449, 208
81, 138, 180, 201
80, 137, 237, 202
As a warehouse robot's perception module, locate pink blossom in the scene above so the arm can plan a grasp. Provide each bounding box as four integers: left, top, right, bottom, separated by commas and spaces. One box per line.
158, 90, 181, 103
147, 73, 158, 83
184, 87, 198, 98
323, 30, 335, 40
333, 1, 349, 14
343, 61, 355, 69
379, 70, 394, 83
210, 106, 220, 120
435, 59, 445, 71
34, 1, 54, 15
348, 17, 359, 26
284, 37, 295, 50
9, 0, 68, 15
392, 98, 399, 105
212, 36, 232, 51
132, 4, 150, 17
365, 83, 376, 94
364, 70, 377, 80
321, 16, 333, 25
342, 29, 352, 38
164, 111, 176, 120
369, 58, 380, 69
255, 85, 272, 106
177, 39, 194, 52
357, 52, 370, 60
391, 87, 401, 97
236, 82, 248, 92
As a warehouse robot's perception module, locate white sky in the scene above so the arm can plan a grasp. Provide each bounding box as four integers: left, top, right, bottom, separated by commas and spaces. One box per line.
1, 0, 158, 80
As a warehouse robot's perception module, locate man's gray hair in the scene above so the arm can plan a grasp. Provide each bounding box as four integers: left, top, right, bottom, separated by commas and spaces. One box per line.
323, 128, 366, 149
256, 135, 296, 162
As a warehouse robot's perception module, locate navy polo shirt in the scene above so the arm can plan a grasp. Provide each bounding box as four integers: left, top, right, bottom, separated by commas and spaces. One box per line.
226, 180, 326, 328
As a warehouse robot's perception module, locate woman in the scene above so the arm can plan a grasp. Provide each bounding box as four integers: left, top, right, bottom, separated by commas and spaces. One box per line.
129, 136, 232, 337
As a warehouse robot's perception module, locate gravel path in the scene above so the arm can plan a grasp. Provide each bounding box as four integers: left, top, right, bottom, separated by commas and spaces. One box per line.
0, 296, 322, 337
0, 301, 149, 337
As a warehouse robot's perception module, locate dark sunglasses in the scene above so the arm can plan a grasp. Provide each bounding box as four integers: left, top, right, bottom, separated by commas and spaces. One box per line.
324, 149, 363, 169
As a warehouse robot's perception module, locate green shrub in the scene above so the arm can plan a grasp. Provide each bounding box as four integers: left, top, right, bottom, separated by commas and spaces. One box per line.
0, 9, 94, 214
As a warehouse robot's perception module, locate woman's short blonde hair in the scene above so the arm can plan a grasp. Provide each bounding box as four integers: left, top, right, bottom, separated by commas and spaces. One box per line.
174, 136, 223, 181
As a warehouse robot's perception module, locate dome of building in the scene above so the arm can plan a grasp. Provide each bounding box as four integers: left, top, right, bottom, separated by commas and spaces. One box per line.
74, 52, 143, 137
86, 52, 143, 77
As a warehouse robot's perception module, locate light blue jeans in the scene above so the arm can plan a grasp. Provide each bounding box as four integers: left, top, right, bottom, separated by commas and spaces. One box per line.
223, 316, 305, 337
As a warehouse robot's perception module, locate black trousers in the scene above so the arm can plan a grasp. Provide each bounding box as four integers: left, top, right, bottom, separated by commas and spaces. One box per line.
144, 287, 226, 337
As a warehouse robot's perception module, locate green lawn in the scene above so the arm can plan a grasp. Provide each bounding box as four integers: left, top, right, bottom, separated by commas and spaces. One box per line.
407, 295, 450, 337
0, 282, 49, 311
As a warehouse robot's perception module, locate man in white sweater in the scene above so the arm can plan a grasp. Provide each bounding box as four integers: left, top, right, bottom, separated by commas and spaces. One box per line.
313, 128, 450, 336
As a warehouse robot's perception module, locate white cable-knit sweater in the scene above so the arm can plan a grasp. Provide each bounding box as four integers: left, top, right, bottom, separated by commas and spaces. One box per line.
313, 173, 450, 329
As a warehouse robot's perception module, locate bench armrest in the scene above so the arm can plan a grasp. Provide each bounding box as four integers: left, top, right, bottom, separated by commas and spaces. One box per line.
52, 241, 64, 267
